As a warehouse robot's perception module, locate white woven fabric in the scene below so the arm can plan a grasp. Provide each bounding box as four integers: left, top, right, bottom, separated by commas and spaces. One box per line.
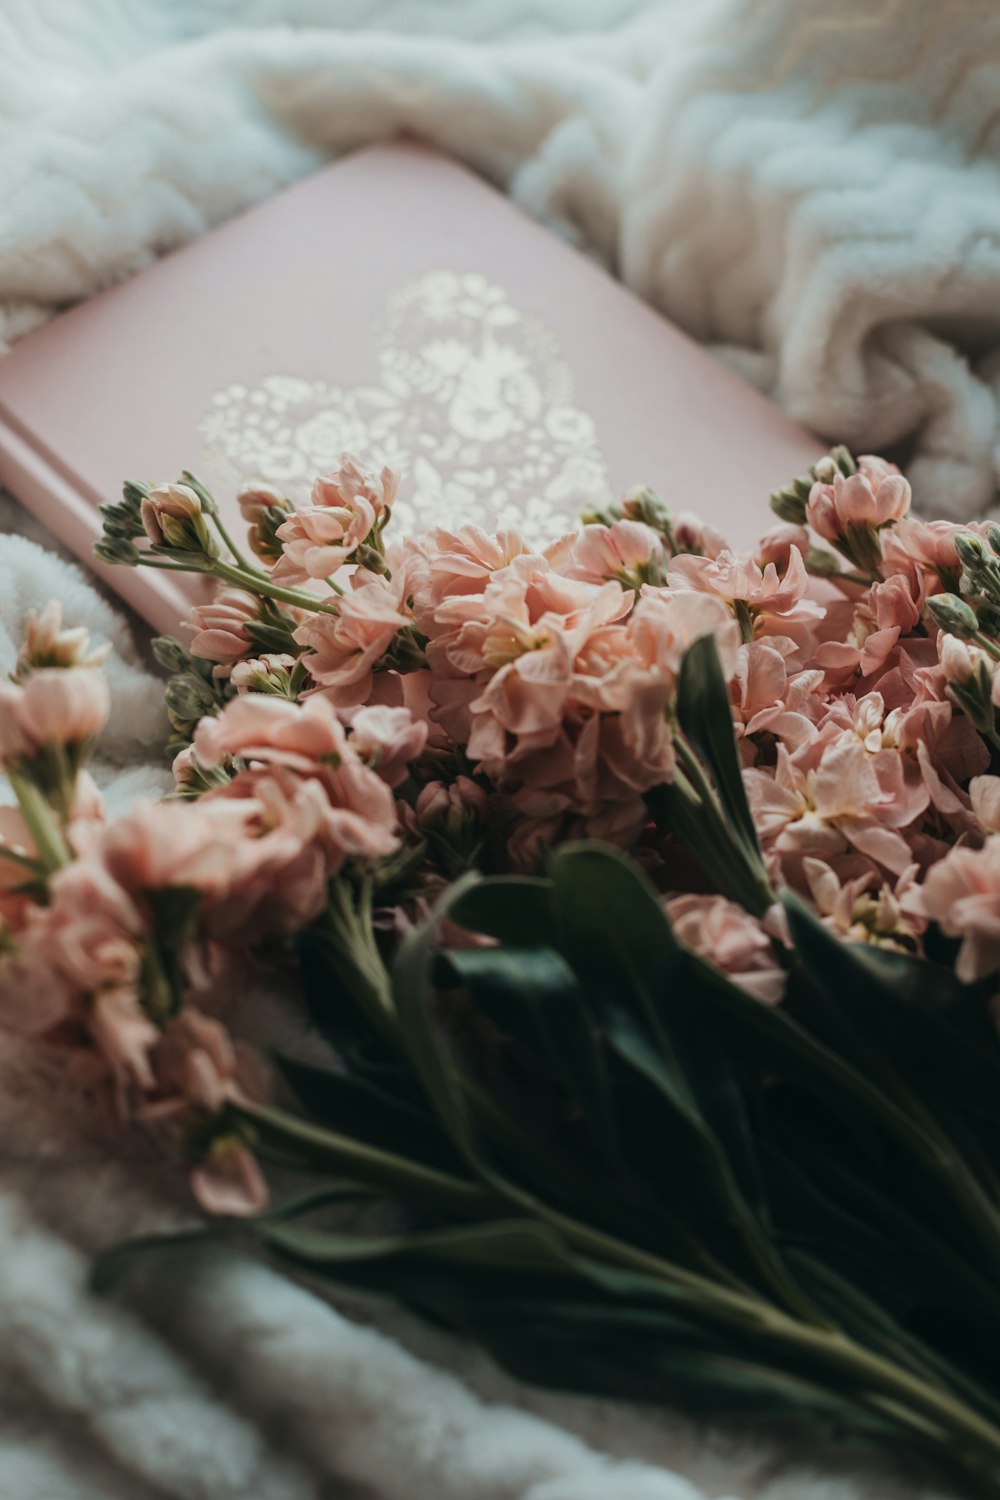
1, 0, 995, 1494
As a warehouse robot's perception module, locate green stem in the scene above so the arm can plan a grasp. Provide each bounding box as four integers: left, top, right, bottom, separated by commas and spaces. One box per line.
213, 560, 338, 616
230, 1098, 497, 1218
8, 774, 72, 873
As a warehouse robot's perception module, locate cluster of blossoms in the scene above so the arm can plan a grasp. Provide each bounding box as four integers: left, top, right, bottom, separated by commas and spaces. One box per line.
7, 446, 1000, 1215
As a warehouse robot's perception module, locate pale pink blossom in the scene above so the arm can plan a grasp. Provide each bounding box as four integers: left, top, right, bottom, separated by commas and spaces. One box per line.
294, 567, 415, 706
186, 588, 260, 671
971, 776, 1000, 835
803, 858, 924, 952
665, 893, 786, 1004
412, 526, 533, 615
756, 523, 811, 571
346, 705, 428, 788
229, 654, 298, 695
90, 985, 159, 1099
567, 520, 666, 587
16, 602, 109, 675
194, 692, 348, 774
0, 667, 110, 763
668, 545, 824, 646
271, 456, 397, 583
902, 839, 1000, 981
191, 1136, 269, 1216
881, 516, 965, 587
807, 455, 910, 544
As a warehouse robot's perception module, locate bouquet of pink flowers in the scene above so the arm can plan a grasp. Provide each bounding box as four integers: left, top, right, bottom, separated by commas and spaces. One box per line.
5, 447, 1000, 1484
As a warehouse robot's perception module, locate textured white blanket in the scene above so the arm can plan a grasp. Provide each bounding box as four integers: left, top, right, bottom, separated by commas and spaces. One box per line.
1, 0, 996, 1495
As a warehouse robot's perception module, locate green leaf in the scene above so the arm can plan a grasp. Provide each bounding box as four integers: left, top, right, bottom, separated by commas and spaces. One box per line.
272, 1053, 460, 1171
449, 876, 555, 946
676, 633, 760, 858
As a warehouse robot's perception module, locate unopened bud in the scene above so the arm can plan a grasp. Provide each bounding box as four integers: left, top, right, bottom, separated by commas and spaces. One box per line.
927, 593, 980, 639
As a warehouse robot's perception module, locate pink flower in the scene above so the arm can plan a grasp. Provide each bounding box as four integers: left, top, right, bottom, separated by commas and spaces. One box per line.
271, 456, 397, 584
668, 545, 824, 647
294, 568, 414, 706
229, 653, 298, 695
803, 858, 924, 952
807, 456, 910, 545
567, 520, 666, 587
665, 893, 786, 1004
194, 692, 348, 774
90, 984, 160, 1099
16, 601, 109, 675
191, 1136, 269, 1217
346, 705, 428, 788
0, 667, 110, 763
733, 643, 823, 754
902, 838, 1000, 981
186, 589, 260, 671
745, 738, 914, 875
411, 527, 534, 618
971, 776, 1000, 835
100, 797, 263, 896
756, 523, 811, 572
881, 516, 965, 588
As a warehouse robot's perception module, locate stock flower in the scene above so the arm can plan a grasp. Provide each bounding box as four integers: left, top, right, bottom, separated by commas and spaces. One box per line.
567, 520, 667, 588
668, 545, 823, 648
803, 858, 923, 952
414, 527, 533, 612
237, 482, 292, 566
271, 455, 397, 583
665, 893, 786, 1004
0, 667, 110, 764
346, 705, 428, 788
229, 654, 298, 696
90, 984, 160, 1098
16, 601, 110, 676
971, 776, 1000, 835
141, 483, 217, 556
186, 588, 261, 671
294, 567, 415, 706
194, 691, 348, 774
805, 457, 910, 574
902, 839, 1000, 981
756, 524, 811, 571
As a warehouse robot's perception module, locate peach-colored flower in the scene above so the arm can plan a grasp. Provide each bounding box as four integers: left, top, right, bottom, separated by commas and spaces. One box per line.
16, 601, 109, 676
191, 1135, 269, 1217
881, 516, 965, 588
271, 455, 397, 583
0, 667, 110, 763
803, 857, 924, 952
567, 520, 666, 587
237, 482, 292, 565
745, 738, 914, 875
229, 653, 299, 695
90, 984, 160, 1099
411, 527, 534, 618
902, 838, 1000, 981
756, 523, 811, 572
733, 642, 823, 753
971, 776, 1000, 836
194, 691, 347, 774
668, 545, 824, 646
346, 705, 428, 788
43, 857, 144, 992
186, 588, 261, 671
807, 456, 910, 546
100, 797, 264, 896
294, 568, 414, 706
665, 893, 786, 1004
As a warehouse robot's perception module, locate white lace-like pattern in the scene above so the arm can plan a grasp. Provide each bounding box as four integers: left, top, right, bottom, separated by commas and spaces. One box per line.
199, 270, 612, 542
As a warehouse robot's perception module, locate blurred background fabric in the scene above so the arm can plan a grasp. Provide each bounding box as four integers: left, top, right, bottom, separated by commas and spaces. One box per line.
0, 3, 997, 1497
2, 0, 1000, 517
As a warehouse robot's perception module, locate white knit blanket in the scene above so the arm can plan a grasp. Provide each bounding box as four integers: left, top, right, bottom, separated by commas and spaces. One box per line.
1, 1, 996, 1495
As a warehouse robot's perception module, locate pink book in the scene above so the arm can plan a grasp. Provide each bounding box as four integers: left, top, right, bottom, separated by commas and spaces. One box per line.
0, 142, 819, 635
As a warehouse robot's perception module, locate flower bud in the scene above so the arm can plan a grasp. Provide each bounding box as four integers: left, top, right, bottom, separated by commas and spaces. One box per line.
927, 593, 980, 639
140, 483, 219, 559
237, 483, 293, 566
229, 654, 298, 696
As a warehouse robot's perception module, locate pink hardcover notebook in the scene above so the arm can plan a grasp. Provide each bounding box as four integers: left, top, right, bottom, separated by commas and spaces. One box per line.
0, 142, 819, 635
